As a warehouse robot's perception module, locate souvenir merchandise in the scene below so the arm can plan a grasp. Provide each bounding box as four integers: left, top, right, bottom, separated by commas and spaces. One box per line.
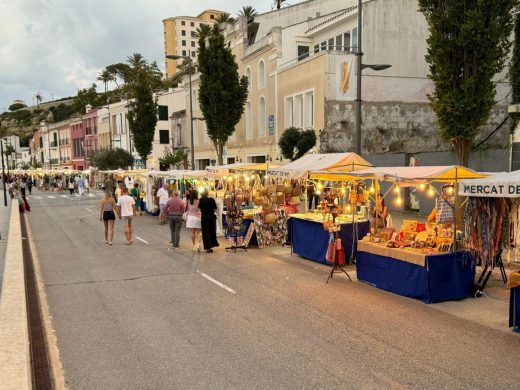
253, 209, 287, 248
225, 191, 246, 250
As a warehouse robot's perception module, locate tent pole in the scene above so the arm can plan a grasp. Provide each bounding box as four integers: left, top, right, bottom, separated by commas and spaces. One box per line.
453, 168, 458, 253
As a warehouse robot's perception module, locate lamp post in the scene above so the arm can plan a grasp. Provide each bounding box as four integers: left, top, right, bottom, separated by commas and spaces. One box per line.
166, 54, 195, 170
354, 0, 391, 155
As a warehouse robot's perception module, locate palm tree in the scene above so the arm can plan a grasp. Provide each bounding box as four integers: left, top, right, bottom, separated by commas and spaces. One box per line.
97, 69, 115, 94
127, 53, 147, 70
35, 91, 43, 108
195, 24, 213, 40
238, 6, 259, 44
215, 13, 236, 26
238, 6, 258, 25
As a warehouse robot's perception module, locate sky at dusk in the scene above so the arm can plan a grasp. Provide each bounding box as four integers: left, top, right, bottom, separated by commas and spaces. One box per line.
0, 0, 273, 112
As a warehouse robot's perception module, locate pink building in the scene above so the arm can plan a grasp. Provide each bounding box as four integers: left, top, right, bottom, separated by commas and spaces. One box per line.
82, 106, 98, 169
71, 120, 85, 170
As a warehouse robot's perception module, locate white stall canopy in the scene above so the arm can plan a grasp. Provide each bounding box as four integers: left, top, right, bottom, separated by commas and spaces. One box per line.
458, 170, 520, 198
266, 153, 371, 180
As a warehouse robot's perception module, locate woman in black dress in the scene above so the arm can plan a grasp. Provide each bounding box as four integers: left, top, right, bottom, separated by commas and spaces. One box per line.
198, 191, 219, 253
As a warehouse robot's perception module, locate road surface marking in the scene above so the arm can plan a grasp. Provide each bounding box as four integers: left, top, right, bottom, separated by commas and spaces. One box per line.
61, 195, 68, 198
34, 196, 42, 200
198, 272, 237, 294
47, 195, 55, 199
88, 193, 94, 197
135, 236, 149, 245
85, 207, 92, 212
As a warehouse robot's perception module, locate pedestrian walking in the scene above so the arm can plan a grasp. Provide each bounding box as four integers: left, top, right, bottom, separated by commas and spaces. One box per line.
20, 178, 26, 197
130, 182, 142, 216
186, 189, 202, 251
103, 174, 114, 196
68, 178, 75, 196
77, 176, 85, 196
116, 187, 136, 245
100, 192, 116, 245
84, 175, 90, 194
165, 190, 185, 248
199, 191, 219, 253
27, 176, 33, 195
156, 183, 169, 225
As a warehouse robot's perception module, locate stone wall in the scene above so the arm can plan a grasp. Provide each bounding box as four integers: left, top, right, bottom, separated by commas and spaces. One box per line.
319, 100, 509, 155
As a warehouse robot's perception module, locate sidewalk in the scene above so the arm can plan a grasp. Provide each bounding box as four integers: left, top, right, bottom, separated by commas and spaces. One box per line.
0, 195, 11, 296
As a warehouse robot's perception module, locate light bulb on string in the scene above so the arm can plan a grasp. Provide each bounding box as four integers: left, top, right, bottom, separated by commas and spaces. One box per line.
427, 185, 435, 197
227, 176, 233, 182
393, 185, 400, 194
317, 183, 323, 190
446, 185, 454, 195
198, 186, 205, 194
395, 196, 403, 206
346, 204, 352, 213
369, 184, 375, 194
340, 187, 346, 195
223, 175, 227, 180
418, 183, 426, 191
245, 176, 250, 182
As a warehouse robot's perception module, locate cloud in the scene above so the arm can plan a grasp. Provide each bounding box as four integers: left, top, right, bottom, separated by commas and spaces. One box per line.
0, 0, 269, 112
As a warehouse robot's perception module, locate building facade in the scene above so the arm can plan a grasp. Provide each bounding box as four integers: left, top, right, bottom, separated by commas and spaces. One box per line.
83, 106, 99, 169
163, 9, 226, 79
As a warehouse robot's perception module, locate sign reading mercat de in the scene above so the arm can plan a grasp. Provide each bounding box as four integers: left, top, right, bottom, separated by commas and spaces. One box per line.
459, 183, 520, 198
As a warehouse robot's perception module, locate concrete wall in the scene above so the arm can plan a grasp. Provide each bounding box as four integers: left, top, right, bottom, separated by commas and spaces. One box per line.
320, 100, 509, 155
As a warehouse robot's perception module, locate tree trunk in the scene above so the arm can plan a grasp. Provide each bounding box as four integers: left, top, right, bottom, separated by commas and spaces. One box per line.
452, 138, 471, 167
216, 142, 224, 166
142, 158, 147, 170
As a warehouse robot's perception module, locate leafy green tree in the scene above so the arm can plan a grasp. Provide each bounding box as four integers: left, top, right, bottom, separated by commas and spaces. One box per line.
105, 63, 132, 88
8, 102, 26, 111
278, 127, 317, 161
19, 162, 31, 170
126, 54, 160, 168
510, 13, 520, 132
31, 161, 43, 169
72, 84, 104, 114
91, 148, 134, 170
198, 25, 248, 165
418, 0, 518, 166
159, 147, 188, 168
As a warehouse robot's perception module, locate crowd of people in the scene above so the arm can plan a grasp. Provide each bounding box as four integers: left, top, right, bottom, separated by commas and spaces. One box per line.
97, 175, 219, 252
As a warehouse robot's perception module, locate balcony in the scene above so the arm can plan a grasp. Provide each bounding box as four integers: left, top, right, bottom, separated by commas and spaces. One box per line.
50, 141, 58, 148
50, 158, 59, 165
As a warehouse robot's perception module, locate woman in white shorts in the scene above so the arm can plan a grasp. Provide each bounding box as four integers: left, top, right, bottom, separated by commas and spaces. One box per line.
186, 189, 202, 251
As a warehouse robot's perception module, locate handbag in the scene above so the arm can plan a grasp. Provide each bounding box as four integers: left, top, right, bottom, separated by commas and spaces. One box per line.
267, 184, 277, 193
289, 196, 300, 206
283, 185, 292, 194
276, 192, 285, 206
291, 187, 301, 197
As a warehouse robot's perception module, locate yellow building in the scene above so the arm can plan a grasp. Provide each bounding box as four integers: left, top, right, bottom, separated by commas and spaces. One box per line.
163, 9, 227, 79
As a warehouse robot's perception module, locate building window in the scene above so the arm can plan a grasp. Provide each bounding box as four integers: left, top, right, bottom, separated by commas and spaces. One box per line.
335, 34, 343, 51
258, 60, 266, 89
258, 97, 266, 137
328, 38, 334, 51
203, 122, 209, 144
159, 130, 170, 144
181, 21, 185, 26
210, 14, 215, 19
314, 44, 319, 54
245, 102, 253, 139
182, 40, 186, 46
245, 67, 252, 91
352, 28, 358, 52
191, 51, 196, 57
191, 21, 195, 27
303, 92, 314, 129
297, 45, 309, 60
284, 98, 293, 129
248, 155, 266, 163
176, 123, 183, 146
343, 32, 351, 51
285, 91, 314, 129
193, 120, 199, 146
182, 50, 187, 56
320, 41, 326, 51
191, 31, 196, 38
191, 41, 195, 47
182, 30, 186, 36
158, 105, 169, 120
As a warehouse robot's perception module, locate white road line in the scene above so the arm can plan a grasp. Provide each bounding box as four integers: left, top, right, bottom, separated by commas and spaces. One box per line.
85, 207, 92, 212
135, 236, 149, 245
47, 195, 56, 199
198, 271, 237, 294
34, 196, 43, 200
88, 193, 94, 197
61, 195, 68, 198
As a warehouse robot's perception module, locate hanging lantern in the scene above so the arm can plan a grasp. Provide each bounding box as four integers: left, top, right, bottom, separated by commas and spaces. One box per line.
418, 183, 426, 191
427, 185, 435, 197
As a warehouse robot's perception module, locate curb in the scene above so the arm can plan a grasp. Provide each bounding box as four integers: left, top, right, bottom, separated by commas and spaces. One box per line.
25, 214, 67, 389
0, 202, 31, 390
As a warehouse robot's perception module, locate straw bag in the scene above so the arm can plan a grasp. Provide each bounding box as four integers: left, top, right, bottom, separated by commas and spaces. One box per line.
291, 187, 301, 197
283, 185, 292, 194
276, 184, 285, 193
262, 196, 273, 210
265, 212, 276, 224
276, 192, 285, 206
289, 196, 300, 206
267, 184, 277, 193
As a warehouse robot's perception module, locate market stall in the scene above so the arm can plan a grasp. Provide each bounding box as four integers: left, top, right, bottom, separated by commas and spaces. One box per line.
336, 165, 485, 302
508, 272, 520, 333
267, 153, 373, 265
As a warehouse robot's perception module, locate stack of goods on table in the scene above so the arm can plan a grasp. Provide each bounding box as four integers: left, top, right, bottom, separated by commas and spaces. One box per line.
362, 219, 455, 255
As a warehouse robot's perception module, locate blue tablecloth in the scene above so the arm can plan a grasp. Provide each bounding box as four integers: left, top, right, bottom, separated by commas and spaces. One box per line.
356, 250, 475, 303
287, 217, 370, 265
510, 287, 520, 333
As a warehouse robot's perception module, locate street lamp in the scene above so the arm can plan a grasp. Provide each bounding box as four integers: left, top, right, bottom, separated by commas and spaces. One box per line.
166, 54, 195, 170
354, 0, 391, 155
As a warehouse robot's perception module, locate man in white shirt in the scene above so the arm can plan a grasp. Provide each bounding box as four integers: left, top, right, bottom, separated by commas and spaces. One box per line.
124, 176, 133, 190
117, 187, 136, 244
156, 183, 169, 225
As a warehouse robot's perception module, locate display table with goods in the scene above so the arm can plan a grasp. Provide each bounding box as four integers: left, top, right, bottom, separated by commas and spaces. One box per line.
356, 220, 475, 303
288, 212, 370, 265
222, 207, 261, 246
508, 272, 520, 333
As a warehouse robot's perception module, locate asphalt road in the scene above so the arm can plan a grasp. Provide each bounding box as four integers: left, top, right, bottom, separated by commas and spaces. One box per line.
27, 190, 520, 390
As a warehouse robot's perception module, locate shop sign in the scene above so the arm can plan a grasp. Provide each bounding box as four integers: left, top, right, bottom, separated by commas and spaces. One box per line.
268, 115, 275, 136
459, 183, 520, 198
